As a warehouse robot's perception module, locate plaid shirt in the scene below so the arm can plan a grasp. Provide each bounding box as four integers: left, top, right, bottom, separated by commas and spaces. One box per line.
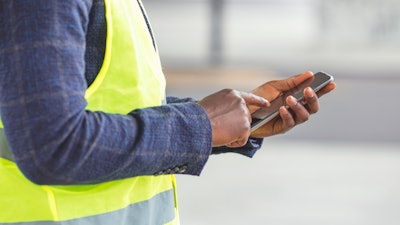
0, 0, 261, 185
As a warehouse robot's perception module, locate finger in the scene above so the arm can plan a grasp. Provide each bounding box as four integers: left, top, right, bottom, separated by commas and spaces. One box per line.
270, 71, 314, 93
286, 95, 310, 124
316, 82, 336, 98
284, 71, 314, 90
303, 87, 319, 114
226, 124, 251, 148
240, 92, 270, 107
226, 137, 248, 148
279, 106, 295, 132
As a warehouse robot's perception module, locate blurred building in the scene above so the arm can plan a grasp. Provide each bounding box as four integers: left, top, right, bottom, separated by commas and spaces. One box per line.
319, 0, 400, 48
145, 0, 400, 77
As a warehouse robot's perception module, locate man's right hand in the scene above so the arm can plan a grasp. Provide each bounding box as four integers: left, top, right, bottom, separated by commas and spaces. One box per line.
198, 89, 269, 148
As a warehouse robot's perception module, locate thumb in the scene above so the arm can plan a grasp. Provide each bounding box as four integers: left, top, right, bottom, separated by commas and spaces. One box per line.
286, 71, 314, 89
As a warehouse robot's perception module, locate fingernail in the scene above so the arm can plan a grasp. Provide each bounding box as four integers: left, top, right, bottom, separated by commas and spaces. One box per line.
287, 96, 297, 106
305, 87, 314, 98
280, 106, 289, 115
262, 98, 269, 106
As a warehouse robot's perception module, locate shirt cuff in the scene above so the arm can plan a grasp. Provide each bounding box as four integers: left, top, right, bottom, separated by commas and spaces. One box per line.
211, 138, 264, 158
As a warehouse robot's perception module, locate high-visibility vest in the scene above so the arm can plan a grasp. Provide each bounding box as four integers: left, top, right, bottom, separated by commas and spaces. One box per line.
0, 0, 179, 224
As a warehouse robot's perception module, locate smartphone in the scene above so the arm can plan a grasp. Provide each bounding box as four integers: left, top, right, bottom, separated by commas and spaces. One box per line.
251, 72, 334, 132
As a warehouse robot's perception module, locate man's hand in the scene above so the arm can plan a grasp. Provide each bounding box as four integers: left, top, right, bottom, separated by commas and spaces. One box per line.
250, 71, 336, 138
199, 89, 269, 147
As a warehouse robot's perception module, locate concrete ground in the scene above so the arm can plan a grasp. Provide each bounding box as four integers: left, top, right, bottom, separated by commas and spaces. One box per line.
176, 141, 400, 225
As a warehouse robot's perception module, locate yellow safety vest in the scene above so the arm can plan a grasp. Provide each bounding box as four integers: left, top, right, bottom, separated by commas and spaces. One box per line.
0, 0, 179, 224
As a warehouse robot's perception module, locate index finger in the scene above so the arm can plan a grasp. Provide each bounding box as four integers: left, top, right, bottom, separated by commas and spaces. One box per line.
240, 92, 270, 108
285, 71, 315, 90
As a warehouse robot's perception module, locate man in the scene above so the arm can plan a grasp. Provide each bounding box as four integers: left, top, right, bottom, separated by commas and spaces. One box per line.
0, 0, 335, 224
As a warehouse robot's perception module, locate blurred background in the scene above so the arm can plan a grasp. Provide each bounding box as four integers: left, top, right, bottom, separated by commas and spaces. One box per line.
144, 0, 400, 224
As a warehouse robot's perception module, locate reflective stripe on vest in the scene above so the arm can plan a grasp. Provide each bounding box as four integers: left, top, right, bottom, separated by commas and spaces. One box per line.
0, 0, 178, 224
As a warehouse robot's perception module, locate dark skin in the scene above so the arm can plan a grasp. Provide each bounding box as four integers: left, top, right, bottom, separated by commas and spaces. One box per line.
250, 71, 336, 138
198, 89, 270, 147
199, 71, 337, 147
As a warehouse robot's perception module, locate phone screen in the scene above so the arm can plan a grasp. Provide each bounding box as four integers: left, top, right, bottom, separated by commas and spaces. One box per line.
251, 72, 334, 132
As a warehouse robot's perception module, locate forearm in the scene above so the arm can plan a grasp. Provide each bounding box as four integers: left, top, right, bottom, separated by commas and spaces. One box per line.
2, 102, 211, 185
